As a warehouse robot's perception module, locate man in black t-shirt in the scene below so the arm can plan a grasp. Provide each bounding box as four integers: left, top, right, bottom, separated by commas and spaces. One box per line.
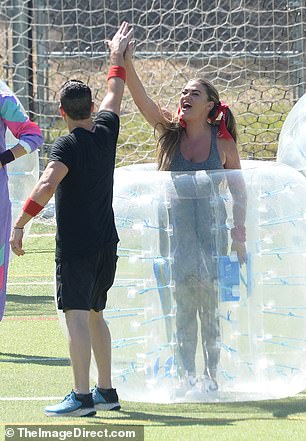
50, 110, 120, 262
10, 22, 133, 417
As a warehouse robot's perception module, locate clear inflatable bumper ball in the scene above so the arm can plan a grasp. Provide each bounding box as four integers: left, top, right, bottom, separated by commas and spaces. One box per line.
277, 92, 306, 175
91, 161, 306, 403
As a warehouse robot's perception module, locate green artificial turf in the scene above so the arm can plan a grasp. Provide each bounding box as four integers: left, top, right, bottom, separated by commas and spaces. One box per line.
0, 224, 305, 441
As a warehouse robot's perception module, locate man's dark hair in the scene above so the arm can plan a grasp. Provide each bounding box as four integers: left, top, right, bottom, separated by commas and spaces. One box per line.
60, 80, 92, 120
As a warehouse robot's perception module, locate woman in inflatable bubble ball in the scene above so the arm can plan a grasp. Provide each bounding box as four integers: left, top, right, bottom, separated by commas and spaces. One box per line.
124, 45, 247, 396
0, 84, 43, 320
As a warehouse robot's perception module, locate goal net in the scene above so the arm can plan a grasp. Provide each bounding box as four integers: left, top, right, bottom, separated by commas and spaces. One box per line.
0, 0, 305, 167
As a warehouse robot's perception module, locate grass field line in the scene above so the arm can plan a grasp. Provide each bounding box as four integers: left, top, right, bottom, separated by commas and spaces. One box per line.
9, 274, 53, 278
28, 233, 55, 237
0, 397, 63, 401
7, 282, 53, 286
3, 316, 58, 321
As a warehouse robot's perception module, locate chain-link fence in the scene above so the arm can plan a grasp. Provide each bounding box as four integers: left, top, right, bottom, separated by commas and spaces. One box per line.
0, 0, 305, 168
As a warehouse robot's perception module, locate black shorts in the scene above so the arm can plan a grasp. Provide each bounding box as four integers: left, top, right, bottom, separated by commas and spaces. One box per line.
55, 243, 118, 312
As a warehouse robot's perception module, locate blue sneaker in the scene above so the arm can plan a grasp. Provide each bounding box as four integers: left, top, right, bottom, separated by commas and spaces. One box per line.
45, 391, 96, 417
92, 386, 121, 411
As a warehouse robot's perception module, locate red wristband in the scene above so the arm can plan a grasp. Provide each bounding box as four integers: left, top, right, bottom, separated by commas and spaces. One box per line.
23, 198, 44, 217
230, 225, 246, 242
107, 66, 126, 82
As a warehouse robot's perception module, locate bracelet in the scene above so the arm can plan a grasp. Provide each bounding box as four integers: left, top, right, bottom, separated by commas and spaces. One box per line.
107, 65, 126, 82
23, 198, 44, 217
230, 225, 246, 242
14, 226, 24, 230
0, 149, 15, 166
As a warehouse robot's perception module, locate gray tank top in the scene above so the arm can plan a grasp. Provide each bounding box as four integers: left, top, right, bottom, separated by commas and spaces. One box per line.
169, 125, 223, 171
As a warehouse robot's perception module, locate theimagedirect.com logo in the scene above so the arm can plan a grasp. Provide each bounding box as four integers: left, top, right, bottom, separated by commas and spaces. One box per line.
5, 425, 144, 441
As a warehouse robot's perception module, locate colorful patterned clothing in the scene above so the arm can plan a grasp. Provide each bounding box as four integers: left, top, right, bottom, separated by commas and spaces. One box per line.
0, 83, 43, 319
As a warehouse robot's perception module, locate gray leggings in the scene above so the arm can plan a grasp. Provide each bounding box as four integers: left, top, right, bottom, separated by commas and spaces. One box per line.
174, 275, 220, 378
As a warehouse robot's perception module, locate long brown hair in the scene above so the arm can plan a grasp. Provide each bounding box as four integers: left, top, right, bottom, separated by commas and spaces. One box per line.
156, 78, 237, 171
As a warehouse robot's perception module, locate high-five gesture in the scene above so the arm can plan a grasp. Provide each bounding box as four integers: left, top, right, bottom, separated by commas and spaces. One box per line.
106, 21, 133, 66
100, 22, 133, 114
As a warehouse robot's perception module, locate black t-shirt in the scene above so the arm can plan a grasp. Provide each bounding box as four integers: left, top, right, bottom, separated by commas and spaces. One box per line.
49, 110, 119, 261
